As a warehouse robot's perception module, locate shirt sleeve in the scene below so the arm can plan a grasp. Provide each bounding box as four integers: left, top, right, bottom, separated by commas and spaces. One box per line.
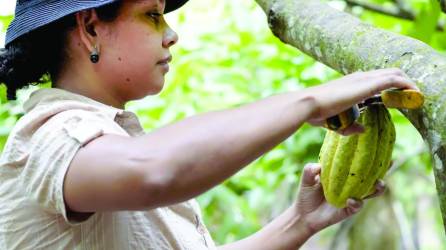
20, 109, 125, 225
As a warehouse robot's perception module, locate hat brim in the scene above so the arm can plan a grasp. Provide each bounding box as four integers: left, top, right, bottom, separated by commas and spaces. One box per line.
5, 0, 189, 47
165, 0, 189, 14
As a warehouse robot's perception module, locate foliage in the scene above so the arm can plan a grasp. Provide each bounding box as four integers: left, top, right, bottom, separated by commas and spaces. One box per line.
0, 0, 445, 248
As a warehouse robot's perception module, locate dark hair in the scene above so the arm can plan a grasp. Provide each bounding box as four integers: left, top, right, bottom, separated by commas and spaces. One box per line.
0, 1, 123, 101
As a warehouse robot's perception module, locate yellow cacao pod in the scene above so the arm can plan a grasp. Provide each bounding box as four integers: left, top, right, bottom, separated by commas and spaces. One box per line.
319, 105, 395, 208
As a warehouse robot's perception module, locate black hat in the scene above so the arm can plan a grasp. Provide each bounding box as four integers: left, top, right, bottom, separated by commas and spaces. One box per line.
5, 0, 189, 47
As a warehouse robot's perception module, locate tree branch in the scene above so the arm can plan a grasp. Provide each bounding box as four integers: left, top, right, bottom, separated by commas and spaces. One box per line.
393, 0, 414, 15
346, 0, 414, 19
345, 0, 444, 31
255, 0, 446, 235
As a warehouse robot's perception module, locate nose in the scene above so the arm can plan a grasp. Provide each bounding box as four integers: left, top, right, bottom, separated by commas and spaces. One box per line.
163, 26, 179, 48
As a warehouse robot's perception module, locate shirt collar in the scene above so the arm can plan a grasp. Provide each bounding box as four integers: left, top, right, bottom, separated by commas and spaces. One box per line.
23, 88, 125, 120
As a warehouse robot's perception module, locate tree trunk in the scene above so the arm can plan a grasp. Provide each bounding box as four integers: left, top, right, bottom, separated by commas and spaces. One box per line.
254, 0, 446, 234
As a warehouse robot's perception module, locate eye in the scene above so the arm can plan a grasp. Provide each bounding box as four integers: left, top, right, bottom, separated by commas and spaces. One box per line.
147, 12, 162, 23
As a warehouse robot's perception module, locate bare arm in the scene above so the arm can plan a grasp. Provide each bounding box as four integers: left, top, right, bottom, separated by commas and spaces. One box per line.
217, 205, 311, 250
64, 68, 418, 213
65, 90, 315, 212
217, 164, 386, 250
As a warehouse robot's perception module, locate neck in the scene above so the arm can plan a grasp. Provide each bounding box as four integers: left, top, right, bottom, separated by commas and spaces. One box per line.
55, 64, 126, 110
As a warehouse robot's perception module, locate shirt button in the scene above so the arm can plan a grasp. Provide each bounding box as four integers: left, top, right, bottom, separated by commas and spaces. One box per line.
198, 224, 206, 235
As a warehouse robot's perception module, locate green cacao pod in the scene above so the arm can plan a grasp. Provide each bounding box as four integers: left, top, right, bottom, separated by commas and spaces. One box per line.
319, 105, 396, 208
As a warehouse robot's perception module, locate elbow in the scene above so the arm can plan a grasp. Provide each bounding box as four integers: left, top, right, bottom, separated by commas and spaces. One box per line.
129, 150, 177, 208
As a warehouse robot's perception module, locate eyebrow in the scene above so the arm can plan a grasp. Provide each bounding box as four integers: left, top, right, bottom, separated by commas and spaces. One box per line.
136, 0, 165, 8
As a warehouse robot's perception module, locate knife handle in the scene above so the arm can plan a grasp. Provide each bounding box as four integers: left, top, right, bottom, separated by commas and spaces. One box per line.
381, 89, 424, 109
324, 105, 360, 131
324, 89, 424, 131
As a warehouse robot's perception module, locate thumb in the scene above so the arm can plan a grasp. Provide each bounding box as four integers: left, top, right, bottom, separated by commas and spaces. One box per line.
301, 163, 321, 187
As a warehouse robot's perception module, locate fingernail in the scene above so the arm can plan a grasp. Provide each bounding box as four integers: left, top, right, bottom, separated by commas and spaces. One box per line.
309, 163, 319, 173
314, 175, 320, 184
347, 198, 362, 209
376, 179, 385, 188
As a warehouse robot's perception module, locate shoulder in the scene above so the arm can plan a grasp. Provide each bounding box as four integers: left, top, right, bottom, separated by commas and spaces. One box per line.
1, 88, 146, 164
20, 88, 122, 132
0, 104, 123, 164
26, 105, 121, 137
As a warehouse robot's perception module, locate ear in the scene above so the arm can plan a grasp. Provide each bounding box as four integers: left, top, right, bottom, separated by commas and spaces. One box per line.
75, 9, 101, 53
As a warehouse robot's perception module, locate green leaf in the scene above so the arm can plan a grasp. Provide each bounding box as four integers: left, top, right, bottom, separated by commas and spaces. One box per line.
409, 0, 441, 43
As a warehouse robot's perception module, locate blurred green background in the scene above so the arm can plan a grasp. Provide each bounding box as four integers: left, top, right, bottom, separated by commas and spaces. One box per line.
1, 0, 445, 248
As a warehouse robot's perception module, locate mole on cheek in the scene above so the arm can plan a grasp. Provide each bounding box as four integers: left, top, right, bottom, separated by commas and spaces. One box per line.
126, 78, 131, 82
118, 57, 122, 61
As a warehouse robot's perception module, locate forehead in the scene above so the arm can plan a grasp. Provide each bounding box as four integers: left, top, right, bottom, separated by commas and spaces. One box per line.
119, 0, 166, 15
128, 0, 165, 8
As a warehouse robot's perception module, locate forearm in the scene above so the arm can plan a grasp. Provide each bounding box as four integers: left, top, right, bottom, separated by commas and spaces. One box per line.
218, 205, 313, 250
134, 90, 316, 204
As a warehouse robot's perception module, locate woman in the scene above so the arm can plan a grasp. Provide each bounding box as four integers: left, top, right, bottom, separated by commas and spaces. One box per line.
0, 0, 418, 249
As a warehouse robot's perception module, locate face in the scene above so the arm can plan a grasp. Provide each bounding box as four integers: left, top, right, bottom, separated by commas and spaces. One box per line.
95, 0, 178, 101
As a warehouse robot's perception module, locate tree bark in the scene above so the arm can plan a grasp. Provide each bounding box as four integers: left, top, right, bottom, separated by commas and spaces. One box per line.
254, 0, 446, 234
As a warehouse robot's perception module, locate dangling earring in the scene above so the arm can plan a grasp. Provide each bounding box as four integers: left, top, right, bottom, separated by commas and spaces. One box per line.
90, 44, 100, 63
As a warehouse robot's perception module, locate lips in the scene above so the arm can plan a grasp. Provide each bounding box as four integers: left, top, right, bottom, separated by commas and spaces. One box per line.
158, 55, 172, 64
157, 55, 171, 73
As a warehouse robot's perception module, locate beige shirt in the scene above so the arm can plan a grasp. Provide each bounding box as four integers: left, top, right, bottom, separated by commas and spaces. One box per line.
0, 88, 216, 250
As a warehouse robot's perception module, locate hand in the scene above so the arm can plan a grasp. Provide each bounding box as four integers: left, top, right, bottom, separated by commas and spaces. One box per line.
306, 68, 419, 134
294, 163, 385, 234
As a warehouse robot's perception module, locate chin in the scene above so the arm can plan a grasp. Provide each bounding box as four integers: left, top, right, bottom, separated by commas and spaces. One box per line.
142, 85, 164, 97
150, 79, 165, 94
129, 78, 164, 99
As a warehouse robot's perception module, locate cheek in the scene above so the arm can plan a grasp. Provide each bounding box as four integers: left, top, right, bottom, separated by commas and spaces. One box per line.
98, 24, 165, 97
112, 29, 160, 68
103, 38, 157, 77
101, 55, 155, 87
100, 47, 164, 98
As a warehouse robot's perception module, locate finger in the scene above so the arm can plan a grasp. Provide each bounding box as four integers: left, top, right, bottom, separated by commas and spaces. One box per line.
301, 163, 321, 187
332, 198, 363, 222
314, 174, 321, 185
307, 118, 325, 127
378, 68, 419, 89
370, 68, 405, 77
346, 198, 363, 214
338, 122, 365, 136
353, 68, 403, 82
363, 179, 386, 199
376, 75, 418, 92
